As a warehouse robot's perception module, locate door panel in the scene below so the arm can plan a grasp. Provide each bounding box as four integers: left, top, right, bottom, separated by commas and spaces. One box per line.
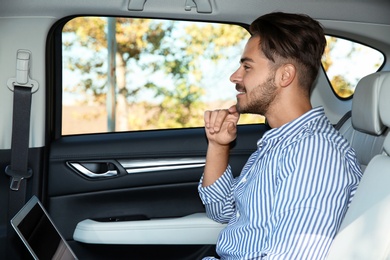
0, 148, 46, 259
46, 125, 268, 259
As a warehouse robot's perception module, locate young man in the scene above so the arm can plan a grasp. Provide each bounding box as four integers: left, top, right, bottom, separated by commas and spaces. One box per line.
198, 12, 362, 259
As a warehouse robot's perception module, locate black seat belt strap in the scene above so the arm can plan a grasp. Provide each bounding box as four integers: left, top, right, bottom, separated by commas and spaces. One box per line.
5, 85, 33, 216
4, 50, 38, 260
335, 110, 352, 130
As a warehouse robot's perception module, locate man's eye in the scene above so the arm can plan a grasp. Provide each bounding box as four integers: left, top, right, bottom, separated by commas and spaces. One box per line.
244, 65, 250, 70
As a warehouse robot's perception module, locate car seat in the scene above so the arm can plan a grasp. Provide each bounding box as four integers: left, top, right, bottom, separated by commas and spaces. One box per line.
337, 71, 390, 171
326, 71, 390, 260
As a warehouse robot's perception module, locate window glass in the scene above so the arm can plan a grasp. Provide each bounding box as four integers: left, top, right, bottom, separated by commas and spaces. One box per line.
62, 17, 261, 135
321, 36, 384, 98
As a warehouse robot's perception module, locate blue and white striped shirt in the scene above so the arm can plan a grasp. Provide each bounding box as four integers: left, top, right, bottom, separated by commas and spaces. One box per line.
198, 107, 362, 259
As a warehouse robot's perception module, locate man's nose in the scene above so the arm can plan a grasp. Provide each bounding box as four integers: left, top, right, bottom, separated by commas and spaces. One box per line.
230, 68, 242, 83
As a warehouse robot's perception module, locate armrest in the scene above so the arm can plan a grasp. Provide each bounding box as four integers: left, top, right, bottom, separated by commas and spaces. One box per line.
73, 213, 225, 245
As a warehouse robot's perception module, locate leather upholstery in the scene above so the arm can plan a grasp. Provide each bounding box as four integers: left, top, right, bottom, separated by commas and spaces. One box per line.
326, 72, 390, 260
379, 72, 390, 155
352, 71, 388, 135
339, 71, 390, 171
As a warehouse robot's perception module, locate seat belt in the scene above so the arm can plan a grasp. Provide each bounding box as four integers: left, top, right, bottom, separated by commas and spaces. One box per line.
335, 110, 352, 130
4, 49, 38, 259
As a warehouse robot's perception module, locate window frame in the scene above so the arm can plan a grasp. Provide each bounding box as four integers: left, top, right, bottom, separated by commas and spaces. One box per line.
55, 16, 264, 137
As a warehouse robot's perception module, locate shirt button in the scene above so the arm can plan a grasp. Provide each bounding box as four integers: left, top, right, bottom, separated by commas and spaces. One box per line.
236, 211, 240, 218
242, 177, 247, 183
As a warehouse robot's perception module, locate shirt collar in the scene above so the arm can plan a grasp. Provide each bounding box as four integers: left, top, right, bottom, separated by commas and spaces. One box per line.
258, 107, 325, 146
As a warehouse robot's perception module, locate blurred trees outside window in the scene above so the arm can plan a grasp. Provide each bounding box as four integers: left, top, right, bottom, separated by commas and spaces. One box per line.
322, 36, 384, 98
62, 17, 261, 135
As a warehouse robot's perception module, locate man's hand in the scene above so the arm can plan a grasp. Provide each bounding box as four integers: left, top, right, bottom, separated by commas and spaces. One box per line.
202, 105, 240, 187
204, 105, 240, 146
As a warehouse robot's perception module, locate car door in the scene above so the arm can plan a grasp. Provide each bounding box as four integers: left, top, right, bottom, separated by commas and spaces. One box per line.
43, 16, 268, 259
46, 125, 267, 259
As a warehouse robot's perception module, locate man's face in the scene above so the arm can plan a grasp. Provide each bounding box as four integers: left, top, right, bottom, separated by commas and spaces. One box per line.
230, 35, 278, 116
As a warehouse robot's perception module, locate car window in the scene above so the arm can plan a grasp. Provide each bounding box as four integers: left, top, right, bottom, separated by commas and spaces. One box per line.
322, 36, 384, 99
62, 17, 263, 135
63, 19, 385, 135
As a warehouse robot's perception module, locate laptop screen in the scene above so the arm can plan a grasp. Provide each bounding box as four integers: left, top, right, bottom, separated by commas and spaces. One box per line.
11, 196, 77, 260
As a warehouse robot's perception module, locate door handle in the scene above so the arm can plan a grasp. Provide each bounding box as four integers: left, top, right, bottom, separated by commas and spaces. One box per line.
69, 162, 118, 178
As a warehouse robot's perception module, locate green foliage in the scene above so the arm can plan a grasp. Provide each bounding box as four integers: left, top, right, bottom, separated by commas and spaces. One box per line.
331, 75, 353, 98
322, 36, 355, 99
63, 17, 249, 130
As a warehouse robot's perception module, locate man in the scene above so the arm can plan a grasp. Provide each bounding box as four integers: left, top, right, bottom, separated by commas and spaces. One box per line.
198, 12, 362, 259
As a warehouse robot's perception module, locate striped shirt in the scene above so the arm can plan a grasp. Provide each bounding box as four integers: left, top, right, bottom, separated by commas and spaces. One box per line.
198, 107, 362, 260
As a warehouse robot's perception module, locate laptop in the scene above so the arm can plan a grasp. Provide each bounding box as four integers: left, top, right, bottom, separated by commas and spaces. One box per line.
10, 195, 78, 260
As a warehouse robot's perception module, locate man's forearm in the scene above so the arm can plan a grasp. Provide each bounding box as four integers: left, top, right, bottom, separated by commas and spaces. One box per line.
202, 142, 230, 187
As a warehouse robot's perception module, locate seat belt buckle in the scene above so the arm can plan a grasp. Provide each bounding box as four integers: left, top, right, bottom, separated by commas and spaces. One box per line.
5, 166, 33, 191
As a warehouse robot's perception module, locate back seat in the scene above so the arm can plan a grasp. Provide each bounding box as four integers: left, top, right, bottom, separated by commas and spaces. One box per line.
337, 71, 390, 171
326, 70, 390, 260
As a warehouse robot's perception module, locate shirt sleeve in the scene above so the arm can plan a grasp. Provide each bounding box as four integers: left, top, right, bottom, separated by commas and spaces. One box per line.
198, 165, 236, 224
262, 135, 362, 260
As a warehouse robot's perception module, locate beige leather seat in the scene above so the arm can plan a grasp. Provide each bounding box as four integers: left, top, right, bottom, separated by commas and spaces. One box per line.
338, 71, 390, 172
326, 71, 390, 260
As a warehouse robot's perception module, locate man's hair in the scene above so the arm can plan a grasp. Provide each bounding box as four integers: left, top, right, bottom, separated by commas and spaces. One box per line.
250, 12, 326, 92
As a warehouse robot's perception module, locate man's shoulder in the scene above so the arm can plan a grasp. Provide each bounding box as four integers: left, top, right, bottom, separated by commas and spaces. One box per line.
288, 119, 351, 152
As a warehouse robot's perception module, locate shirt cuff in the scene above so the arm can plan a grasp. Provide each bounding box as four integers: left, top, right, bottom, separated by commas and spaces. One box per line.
198, 165, 234, 204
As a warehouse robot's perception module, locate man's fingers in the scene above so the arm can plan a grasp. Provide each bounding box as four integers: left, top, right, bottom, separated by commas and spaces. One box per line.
204, 108, 239, 139
213, 110, 229, 132
205, 110, 218, 134
204, 110, 211, 128
204, 109, 228, 133
228, 105, 237, 114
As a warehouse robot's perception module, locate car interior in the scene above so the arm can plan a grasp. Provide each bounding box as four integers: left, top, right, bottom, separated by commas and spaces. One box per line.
0, 0, 389, 259
337, 72, 389, 172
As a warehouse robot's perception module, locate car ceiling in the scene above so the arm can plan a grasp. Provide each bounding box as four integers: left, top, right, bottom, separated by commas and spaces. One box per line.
0, 0, 389, 25
0, 0, 389, 64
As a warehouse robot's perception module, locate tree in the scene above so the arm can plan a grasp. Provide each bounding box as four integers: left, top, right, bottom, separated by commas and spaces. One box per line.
63, 17, 166, 130
63, 18, 248, 130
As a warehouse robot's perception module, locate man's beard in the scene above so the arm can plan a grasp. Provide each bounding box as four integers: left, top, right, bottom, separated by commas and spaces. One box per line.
236, 74, 277, 116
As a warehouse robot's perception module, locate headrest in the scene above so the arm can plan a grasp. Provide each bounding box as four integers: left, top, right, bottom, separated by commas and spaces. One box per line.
352, 72, 389, 135
378, 71, 390, 154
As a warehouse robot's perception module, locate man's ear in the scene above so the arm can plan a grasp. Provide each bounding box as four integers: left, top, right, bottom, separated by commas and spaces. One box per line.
278, 64, 296, 87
